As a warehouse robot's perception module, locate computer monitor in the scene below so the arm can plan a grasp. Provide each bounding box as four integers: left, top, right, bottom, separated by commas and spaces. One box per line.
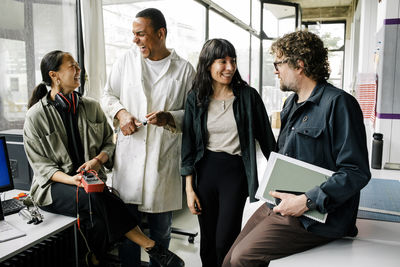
0, 130, 33, 190
0, 136, 14, 193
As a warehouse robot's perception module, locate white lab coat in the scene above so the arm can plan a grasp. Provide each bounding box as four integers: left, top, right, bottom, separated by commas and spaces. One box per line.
102, 48, 195, 212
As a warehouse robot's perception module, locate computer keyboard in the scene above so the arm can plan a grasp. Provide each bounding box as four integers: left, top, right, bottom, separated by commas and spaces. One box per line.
1, 198, 25, 216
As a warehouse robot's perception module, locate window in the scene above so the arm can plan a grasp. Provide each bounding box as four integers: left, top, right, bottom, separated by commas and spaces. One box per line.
10, 78, 19, 92
0, 0, 78, 131
261, 39, 290, 113
250, 35, 260, 89
102, 0, 205, 74
259, 0, 301, 113
263, 2, 298, 39
213, 0, 250, 25
251, 0, 261, 32
306, 22, 346, 88
209, 11, 250, 84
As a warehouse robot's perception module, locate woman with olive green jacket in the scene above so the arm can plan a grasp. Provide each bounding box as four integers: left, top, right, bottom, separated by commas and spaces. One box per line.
24, 94, 114, 207
22, 50, 185, 267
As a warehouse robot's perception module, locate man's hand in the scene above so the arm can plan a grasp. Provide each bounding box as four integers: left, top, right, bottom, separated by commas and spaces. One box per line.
77, 159, 101, 172
145, 111, 175, 128
116, 109, 142, 135
269, 191, 308, 217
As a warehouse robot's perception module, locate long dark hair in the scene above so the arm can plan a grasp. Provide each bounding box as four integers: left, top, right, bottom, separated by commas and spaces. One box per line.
192, 39, 247, 107
27, 50, 66, 109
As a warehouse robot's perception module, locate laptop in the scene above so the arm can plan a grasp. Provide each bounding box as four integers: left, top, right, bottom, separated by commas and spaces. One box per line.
0, 201, 26, 242
0, 135, 26, 242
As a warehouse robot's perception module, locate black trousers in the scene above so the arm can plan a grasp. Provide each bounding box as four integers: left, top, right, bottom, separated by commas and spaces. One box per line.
196, 150, 248, 267
40, 182, 137, 259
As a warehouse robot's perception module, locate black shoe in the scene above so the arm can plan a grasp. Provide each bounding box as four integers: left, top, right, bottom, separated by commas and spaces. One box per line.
146, 243, 185, 267
85, 251, 101, 267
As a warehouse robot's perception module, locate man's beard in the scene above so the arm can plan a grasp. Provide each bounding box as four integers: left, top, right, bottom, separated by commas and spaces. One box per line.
280, 83, 297, 93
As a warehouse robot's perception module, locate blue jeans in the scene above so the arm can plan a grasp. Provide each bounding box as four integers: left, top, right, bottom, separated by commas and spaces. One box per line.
119, 204, 172, 267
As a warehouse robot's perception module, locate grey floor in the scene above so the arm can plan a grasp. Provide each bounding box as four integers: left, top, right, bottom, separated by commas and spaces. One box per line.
108, 194, 203, 266
166, 199, 202, 267
166, 194, 264, 267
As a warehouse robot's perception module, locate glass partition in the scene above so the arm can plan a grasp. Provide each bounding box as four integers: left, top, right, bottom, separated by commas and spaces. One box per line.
0, 0, 77, 131
307, 22, 345, 88
213, 0, 250, 25
261, 39, 290, 114
209, 11, 250, 84
250, 35, 260, 90
103, 0, 205, 74
252, 0, 261, 32
263, 2, 297, 39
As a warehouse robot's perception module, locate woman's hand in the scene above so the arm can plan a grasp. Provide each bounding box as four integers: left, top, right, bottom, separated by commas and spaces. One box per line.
71, 173, 83, 187
185, 175, 201, 214
186, 189, 202, 215
51, 171, 83, 187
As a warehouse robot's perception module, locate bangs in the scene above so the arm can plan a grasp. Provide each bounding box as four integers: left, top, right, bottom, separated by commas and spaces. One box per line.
212, 41, 236, 59
200, 39, 237, 62
211, 39, 236, 60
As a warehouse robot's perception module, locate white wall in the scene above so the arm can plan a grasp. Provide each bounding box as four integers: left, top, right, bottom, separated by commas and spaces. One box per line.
374, 0, 400, 164
351, 0, 400, 165
351, 0, 377, 162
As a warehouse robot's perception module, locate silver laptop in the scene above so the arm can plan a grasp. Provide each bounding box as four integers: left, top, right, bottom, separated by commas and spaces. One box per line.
0, 135, 26, 242
0, 202, 26, 242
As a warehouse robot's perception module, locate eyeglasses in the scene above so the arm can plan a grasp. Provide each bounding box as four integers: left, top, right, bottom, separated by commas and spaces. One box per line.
273, 58, 290, 71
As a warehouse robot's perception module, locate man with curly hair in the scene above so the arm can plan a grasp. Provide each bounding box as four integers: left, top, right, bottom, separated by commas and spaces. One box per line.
222, 30, 371, 266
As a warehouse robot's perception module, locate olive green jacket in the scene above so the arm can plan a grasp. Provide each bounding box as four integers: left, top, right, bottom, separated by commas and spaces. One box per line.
23, 94, 115, 206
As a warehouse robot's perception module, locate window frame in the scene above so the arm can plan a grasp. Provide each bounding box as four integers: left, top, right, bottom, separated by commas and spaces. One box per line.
0, 0, 83, 131
303, 20, 347, 89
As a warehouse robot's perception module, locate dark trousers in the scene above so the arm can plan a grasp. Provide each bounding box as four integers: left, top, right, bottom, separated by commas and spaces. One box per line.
196, 150, 248, 267
119, 204, 172, 267
40, 182, 137, 260
222, 204, 335, 267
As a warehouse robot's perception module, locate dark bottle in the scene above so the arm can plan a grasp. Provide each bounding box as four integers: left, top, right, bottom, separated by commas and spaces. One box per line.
371, 133, 383, 169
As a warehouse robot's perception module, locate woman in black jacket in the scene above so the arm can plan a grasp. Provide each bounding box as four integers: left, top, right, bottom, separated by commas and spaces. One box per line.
181, 39, 276, 266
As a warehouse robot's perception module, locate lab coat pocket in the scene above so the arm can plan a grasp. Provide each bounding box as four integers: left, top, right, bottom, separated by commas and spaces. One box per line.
165, 79, 184, 109
158, 128, 181, 175
116, 130, 131, 145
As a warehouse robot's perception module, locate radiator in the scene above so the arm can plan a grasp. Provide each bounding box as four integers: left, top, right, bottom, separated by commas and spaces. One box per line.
0, 226, 76, 267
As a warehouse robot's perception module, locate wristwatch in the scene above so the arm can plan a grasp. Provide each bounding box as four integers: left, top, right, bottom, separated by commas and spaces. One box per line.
306, 197, 316, 210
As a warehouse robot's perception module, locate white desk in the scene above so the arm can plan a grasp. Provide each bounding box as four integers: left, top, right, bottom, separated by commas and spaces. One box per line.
248, 163, 400, 266
269, 219, 400, 267
0, 193, 78, 265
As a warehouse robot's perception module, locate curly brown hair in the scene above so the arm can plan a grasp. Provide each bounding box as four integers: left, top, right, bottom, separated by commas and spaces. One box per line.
270, 30, 330, 83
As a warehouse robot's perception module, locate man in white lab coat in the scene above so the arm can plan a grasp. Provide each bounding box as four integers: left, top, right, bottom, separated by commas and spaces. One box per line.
102, 8, 195, 267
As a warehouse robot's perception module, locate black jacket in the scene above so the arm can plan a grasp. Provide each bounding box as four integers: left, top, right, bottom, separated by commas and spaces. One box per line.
278, 82, 371, 238
181, 85, 276, 202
